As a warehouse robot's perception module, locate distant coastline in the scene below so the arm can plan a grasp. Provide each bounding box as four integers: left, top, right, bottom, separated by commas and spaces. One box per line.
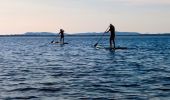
0, 32, 170, 37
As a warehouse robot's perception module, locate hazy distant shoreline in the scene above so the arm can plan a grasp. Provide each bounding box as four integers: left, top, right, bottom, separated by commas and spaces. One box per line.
0, 31, 170, 37
1, 34, 170, 37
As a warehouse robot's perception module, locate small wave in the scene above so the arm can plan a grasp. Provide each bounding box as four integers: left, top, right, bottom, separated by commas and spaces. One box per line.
9, 87, 37, 92
153, 87, 170, 91
118, 84, 140, 87
8, 86, 63, 93
51, 73, 64, 77
40, 82, 58, 86
5, 96, 38, 100
95, 87, 120, 93
38, 87, 62, 92
79, 97, 113, 100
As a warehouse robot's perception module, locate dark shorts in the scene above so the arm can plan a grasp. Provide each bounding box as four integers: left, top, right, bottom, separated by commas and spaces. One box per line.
61, 35, 64, 38
110, 35, 115, 40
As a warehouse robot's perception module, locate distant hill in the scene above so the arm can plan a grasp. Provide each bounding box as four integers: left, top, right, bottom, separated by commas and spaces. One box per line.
22, 32, 170, 36
72, 32, 140, 36
24, 32, 57, 36
1, 32, 170, 37
17, 32, 170, 36
23, 32, 140, 36
116, 32, 140, 35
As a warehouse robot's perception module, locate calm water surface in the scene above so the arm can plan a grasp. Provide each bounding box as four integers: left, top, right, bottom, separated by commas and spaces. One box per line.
0, 36, 170, 100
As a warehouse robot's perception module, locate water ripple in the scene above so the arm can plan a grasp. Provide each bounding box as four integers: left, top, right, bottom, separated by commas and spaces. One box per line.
0, 36, 170, 99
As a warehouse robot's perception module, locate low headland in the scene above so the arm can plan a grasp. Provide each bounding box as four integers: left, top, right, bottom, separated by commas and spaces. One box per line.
0, 32, 170, 37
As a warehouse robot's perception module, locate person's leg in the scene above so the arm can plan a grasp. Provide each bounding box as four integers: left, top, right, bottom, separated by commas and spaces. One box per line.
113, 36, 115, 48
110, 37, 112, 48
63, 37, 64, 43
60, 37, 62, 43
113, 40, 115, 48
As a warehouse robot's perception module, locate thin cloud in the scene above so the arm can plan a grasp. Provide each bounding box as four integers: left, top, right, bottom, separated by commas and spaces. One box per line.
121, 0, 170, 6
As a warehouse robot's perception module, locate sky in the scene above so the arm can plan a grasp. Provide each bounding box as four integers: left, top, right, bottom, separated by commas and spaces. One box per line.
0, 0, 170, 34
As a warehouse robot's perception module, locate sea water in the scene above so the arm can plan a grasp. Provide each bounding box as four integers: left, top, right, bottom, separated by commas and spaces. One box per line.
0, 35, 170, 100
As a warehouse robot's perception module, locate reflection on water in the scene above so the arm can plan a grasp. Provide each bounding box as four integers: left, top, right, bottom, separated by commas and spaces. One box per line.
0, 36, 170, 99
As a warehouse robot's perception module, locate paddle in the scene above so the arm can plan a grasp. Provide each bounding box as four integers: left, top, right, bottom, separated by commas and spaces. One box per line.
94, 26, 110, 47
51, 40, 54, 43
51, 36, 58, 43
51, 30, 60, 43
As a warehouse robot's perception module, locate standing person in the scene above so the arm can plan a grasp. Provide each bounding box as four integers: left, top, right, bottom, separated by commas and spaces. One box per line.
59, 29, 64, 43
105, 24, 115, 48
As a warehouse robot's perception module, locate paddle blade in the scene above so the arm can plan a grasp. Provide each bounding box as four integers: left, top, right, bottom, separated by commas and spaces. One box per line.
94, 43, 98, 47
51, 40, 54, 43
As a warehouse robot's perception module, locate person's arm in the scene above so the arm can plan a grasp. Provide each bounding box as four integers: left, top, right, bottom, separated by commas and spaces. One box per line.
105, 28, 110, 33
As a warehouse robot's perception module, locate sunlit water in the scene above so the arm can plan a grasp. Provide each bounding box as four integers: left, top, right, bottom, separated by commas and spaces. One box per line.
0, 35, 170, 100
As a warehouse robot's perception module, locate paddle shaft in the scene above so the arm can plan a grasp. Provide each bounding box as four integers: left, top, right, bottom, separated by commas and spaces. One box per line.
94, 26, 110, 47
51, 31, 60, 43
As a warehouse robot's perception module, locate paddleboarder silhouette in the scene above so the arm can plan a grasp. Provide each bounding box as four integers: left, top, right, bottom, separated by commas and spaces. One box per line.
59, 29, 64, 43
105, 24, 115, 48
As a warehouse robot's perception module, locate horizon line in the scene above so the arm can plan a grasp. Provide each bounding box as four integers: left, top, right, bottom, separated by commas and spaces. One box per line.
0, 31, 170, 35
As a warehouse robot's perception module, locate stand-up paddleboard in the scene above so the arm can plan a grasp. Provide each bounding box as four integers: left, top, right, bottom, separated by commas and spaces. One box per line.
51, 41, 68, 44
96, 45, 127, 50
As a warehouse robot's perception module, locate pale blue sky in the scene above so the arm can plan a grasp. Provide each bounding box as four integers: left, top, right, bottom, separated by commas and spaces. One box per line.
0, 0, 170, 34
